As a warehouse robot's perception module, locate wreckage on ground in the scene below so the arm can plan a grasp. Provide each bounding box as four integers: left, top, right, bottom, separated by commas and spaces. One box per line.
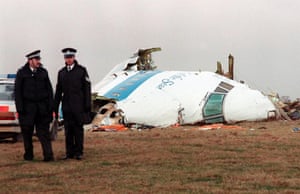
91, 48, 277, 129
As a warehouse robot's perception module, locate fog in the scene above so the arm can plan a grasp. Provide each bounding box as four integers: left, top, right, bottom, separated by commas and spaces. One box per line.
1, 0, 300, 99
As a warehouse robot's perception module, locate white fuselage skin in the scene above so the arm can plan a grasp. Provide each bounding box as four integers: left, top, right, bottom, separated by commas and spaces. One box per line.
93, 69, 276, 127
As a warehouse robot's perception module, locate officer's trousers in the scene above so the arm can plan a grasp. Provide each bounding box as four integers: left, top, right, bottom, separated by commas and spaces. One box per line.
63, 112, 84, 157
21, 121, 53, 160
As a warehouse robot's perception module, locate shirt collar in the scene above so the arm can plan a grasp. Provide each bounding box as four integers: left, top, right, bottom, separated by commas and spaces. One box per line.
67, 63, 75, 71
29, 66, 36, 72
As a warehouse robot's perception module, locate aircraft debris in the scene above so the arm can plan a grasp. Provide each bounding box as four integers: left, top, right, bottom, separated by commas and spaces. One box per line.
92, 48, 278, 128
197, 123, 245, 130
215, 54, 234, 80
269, 93, 300, 120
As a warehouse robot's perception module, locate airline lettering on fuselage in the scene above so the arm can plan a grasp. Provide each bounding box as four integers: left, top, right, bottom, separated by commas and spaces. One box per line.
157, 73, 187, 90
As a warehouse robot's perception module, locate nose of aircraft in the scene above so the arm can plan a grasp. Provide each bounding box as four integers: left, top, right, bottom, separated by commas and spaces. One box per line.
223, 87, 276, 123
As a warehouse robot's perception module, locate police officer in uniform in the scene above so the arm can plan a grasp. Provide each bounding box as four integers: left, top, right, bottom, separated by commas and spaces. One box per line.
15, 50, 54, 162
54, 48, 91, 160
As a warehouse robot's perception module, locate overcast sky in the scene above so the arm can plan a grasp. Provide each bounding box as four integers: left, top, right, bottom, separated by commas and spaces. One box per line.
1, 0, 300, 99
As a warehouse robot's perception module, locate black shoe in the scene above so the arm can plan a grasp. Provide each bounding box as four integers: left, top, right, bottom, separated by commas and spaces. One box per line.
24, 154, 33, 161
24, 157, 33, 161
75, 155, 82, 160
43, 157, 54, 162
61, 155, 73, 160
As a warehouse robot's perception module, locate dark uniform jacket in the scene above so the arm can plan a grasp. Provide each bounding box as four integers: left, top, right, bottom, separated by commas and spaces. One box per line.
54, 61, 91, 124
15, 63, 54, 125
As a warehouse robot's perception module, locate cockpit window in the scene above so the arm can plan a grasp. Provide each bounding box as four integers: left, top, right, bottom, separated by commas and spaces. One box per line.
203, 93, 225, 123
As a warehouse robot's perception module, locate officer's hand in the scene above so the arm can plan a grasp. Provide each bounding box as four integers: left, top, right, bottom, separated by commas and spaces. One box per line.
53, 112, 58, 120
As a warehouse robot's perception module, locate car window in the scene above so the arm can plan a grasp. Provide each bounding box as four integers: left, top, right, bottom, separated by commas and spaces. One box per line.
0, 83, 15, 101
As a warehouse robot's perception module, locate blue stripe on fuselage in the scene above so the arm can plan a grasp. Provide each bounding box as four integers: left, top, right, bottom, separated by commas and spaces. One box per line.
104, 70, 162, 101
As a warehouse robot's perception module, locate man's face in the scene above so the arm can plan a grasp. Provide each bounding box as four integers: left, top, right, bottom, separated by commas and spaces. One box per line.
64, 56, 75, 65
29, 58, 41, 68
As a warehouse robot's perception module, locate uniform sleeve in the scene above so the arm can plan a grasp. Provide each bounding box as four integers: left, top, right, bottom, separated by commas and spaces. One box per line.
45, 70, 54, 112
82, 68, 91, 112
54, 72, 63, 114
14, 70, 23, 113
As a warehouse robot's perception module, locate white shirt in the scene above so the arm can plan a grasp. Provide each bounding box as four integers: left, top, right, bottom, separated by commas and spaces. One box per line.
30, 66, 37, 72
67, 64, 74, 71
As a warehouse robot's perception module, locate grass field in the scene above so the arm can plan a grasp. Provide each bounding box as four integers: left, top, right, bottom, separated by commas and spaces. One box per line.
1, 120, 300, 193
